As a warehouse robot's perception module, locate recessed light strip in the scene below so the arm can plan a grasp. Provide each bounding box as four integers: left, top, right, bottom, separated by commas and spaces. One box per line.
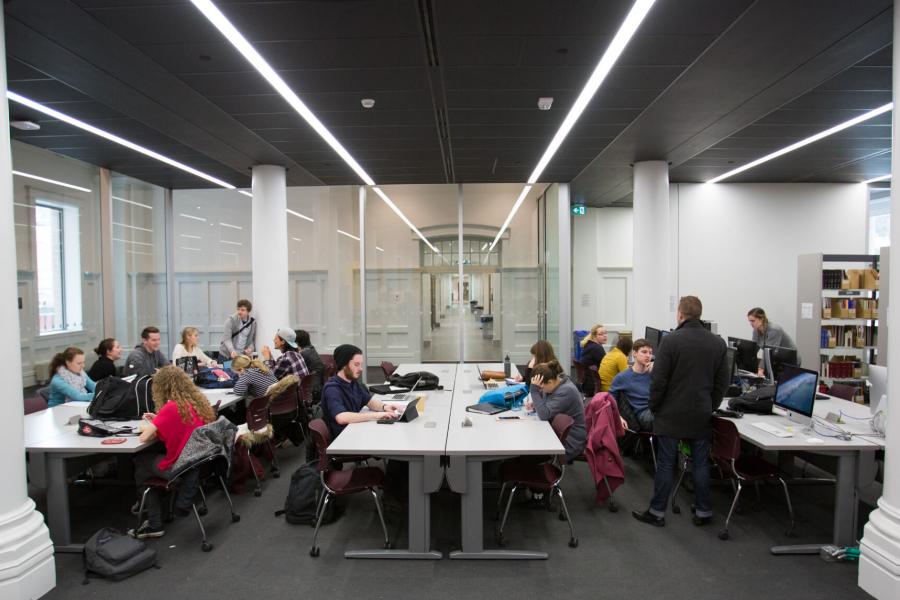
337, 229, 360, 241
490, 0, 656, 252
179, 213, 207, 222
113, 196, 153, 210
12, 170, 92, 193
113, 221, 153, 233
708, 103, 894, 183
286, 208, 314, 222
862, 174, 891, 184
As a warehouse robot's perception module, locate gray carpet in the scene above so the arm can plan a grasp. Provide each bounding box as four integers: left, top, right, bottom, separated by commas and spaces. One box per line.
35, 440, 874, 600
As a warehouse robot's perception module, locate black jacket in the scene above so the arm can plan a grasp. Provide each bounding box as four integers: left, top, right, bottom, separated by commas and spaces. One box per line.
87, 356, 117, 382
649, 319, 729, 439
300, 345, 325, 400
579, 341, 606, 396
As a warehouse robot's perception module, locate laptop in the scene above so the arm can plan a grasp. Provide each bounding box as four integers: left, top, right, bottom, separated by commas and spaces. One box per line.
476, 365, 501, 390
379, 399, 420, 423
388, 375, 424, 403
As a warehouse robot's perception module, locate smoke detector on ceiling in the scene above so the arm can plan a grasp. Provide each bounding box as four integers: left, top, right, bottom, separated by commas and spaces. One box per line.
537, 97, 553, 111
11, 120, 40, 131
361, 98, 375, 109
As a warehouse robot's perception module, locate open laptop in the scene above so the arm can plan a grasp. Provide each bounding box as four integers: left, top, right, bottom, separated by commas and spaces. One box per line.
378, 399, 420, 423
476, 365, 501, 390
387, 374, 424, 403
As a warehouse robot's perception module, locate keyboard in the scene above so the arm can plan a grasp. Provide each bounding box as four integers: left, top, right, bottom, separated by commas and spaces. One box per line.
751, 422, 793, 438
484, 381, 501, 390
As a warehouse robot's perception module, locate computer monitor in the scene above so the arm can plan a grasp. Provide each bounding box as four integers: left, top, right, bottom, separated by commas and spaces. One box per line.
762, 345, 800, 382
725, 346, 736, 383
727, 337, 758, 373
868, 364, 888, 415
773, 364, 818, 426
645, 326, 662, 350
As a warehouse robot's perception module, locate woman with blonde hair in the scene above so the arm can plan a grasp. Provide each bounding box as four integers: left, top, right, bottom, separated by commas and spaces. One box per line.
579, 324, 608, 396
131, 366, 215, 539
172, 326, 218, 368
231, 355, 277, 398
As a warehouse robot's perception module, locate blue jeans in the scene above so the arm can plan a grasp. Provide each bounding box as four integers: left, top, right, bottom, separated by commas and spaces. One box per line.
649, 435, 711, 518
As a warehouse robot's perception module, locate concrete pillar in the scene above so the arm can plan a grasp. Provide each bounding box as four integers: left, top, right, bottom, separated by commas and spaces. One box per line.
250, 165, 289, 351
0, 9, 57, 598
632, 161, 674, 336
858, 5, 900, 595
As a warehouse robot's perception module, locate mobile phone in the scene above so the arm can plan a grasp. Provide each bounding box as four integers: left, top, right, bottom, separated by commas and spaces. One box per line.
101, 437, 127, 444
377, 417, 395, 424
498, 416, 520, 420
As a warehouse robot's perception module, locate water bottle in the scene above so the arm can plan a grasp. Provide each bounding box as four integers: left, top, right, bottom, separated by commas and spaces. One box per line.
503, 354, 511, 378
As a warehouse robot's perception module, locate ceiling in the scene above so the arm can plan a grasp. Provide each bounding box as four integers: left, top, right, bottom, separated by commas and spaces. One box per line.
3, 0, 895, 205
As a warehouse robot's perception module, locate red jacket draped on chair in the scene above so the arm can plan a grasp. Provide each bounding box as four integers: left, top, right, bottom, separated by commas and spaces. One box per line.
583, 392, 626, 505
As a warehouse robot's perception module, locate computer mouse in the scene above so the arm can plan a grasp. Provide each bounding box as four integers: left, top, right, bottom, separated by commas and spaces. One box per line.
806, 438, 824, 444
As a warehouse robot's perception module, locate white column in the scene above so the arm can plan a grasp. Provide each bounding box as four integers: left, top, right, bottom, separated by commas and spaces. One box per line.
632, 161, 674, 336
250, 165, 289, 351
0, 10, 56, 599
858, 5, 900, 595
557, 183, 572, 374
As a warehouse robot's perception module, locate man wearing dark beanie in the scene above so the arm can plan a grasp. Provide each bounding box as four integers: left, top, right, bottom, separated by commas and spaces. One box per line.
321, 344, 403, 439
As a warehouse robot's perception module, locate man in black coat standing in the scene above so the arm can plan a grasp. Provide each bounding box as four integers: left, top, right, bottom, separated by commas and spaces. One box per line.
633, 295, 730, 527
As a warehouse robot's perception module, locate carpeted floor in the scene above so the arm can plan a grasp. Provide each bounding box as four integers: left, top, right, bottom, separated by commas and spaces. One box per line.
35, 440, 874, 600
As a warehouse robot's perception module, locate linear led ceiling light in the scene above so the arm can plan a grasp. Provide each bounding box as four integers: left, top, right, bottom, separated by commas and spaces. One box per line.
286, 208, 314, 223
337, 229, 361, 242
708, 103, 893, 183
113, 196, 153, 210
12, 170, 92, 193
8, 91, 243, 191
371, 187, 438, 252
862, 174, 891, 184
190, 0, 436, 251
488, 0, 657, 251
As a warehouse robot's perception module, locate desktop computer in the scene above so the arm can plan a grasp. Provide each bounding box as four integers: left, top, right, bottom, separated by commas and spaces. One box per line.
727, 337, 759, 373
773, 364, 818, 427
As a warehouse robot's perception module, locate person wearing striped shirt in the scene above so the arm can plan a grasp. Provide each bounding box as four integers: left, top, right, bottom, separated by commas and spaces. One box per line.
231, 356, 277, 398
261, 327, 309, 380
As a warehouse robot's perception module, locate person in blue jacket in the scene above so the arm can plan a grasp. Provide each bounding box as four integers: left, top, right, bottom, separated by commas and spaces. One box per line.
48, 347, 96, 407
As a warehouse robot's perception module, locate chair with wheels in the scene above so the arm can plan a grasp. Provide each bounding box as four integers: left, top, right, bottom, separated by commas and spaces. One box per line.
235, 395, 275, 497
614, 392, 656, 471
320, 354, 336, 381
710, 416, 795, 540
307, 419, 390, 557
496, 413, 578, 548
268, 379, 302, 474
136, 453, 240, 552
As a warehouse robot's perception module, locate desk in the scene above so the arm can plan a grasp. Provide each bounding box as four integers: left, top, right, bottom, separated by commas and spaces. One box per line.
719, 394, 882, 552
326, 363, 457, 559
25, 388, 245, 552
445, 363, 563, 559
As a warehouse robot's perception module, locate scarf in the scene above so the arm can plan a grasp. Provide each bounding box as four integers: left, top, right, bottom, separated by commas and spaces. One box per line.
57, 365, 88, 393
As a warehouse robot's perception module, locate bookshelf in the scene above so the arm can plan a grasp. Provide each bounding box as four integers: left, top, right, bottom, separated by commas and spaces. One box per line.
796, 253, 881, 404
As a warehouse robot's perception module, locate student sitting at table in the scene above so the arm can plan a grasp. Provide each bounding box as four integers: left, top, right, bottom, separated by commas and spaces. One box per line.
261, 327, 309, 381
87, 338, 121, 381
514, 339, 558, 383
598, 335, 632, 392
130, 366, 216, 539
231, 355, 278, 398
609, 338, 654, 432
526, 360, 587, 463
320, 344, 403, 439
48, 347, 97, 407
172, 326, 218, 368
125, 326, 169, 378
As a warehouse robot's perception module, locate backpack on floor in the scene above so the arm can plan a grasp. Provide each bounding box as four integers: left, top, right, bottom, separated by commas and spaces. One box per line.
88, 375, 154, 420
82, 527, 158, 584
274, 461, 340, 526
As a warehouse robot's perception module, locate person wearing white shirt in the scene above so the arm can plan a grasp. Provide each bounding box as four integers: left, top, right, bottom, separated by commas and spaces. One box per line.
172, 326, 218, 368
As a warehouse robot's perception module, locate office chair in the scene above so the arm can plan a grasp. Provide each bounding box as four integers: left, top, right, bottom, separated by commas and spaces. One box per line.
827, 383, 856, 402
380, 361, 397, 379
236, 395, 275, 497
307, 419, 390, 557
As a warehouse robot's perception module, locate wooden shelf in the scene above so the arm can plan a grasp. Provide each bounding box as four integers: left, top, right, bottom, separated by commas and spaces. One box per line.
821, 318, 877, 325
821, 289, 877, 298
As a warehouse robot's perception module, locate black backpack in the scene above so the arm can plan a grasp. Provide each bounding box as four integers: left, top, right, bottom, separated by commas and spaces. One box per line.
82, 527, 158, 583
388, 371, 441, 391
89, 375, 154, 420
275, 461, 341, 526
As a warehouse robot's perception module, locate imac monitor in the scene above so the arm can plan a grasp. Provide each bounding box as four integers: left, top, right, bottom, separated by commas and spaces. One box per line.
659, 330, 670, 345
728, 337, 759, 373
868, 364, 888, 415
645, 326, 662, 350
773, 364, 818, 426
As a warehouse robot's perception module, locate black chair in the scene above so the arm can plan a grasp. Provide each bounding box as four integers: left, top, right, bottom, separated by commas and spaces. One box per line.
136, 453, 240, 552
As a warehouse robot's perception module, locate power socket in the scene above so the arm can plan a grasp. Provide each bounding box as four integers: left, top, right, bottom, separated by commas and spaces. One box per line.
825, 412, 843, 424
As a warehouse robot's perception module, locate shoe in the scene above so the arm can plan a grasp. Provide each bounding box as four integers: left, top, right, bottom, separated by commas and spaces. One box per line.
632, 509, 665, 527
692, 515, 712, 526
128, 520, 165, 539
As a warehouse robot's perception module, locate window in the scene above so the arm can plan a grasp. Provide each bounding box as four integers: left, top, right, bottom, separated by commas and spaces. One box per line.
868, 190, 890, 254
35, 201, 83, 335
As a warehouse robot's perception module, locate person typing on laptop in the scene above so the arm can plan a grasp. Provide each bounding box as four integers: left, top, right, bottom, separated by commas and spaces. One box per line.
320, 344, 404, 439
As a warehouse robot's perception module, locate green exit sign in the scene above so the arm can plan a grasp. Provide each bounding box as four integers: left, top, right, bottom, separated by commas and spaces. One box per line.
571, 204, 586, 216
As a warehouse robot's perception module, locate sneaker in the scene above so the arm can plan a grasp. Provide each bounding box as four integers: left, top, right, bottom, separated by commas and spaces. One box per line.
632, 509, 666, 527
128, 520, 165, 539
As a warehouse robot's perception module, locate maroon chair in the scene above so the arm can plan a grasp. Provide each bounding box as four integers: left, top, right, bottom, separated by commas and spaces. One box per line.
239, 395, 275, 497
24, 395, 48, 415
711, 417, 795, 540
497, 413, 578, 548
827, 383, 856, 402
268, 381, 302, 477
136, 454, 239, 552
321, 354, 336, 381
380, 361, 397, 379
307, 418, 390, 557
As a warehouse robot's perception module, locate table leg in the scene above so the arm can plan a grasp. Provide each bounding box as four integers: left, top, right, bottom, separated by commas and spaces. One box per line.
46, 454, 82, 553
449, 456, 548, 559
345, 456, 442, 559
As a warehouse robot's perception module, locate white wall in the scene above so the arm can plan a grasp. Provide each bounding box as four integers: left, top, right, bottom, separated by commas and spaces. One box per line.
677, 183, 867, 342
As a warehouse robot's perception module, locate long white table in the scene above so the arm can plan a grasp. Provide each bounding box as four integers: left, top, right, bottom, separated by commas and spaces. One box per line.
717, 393, 883, 553
327, 362, 563, 560
25, 388, 245, 552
